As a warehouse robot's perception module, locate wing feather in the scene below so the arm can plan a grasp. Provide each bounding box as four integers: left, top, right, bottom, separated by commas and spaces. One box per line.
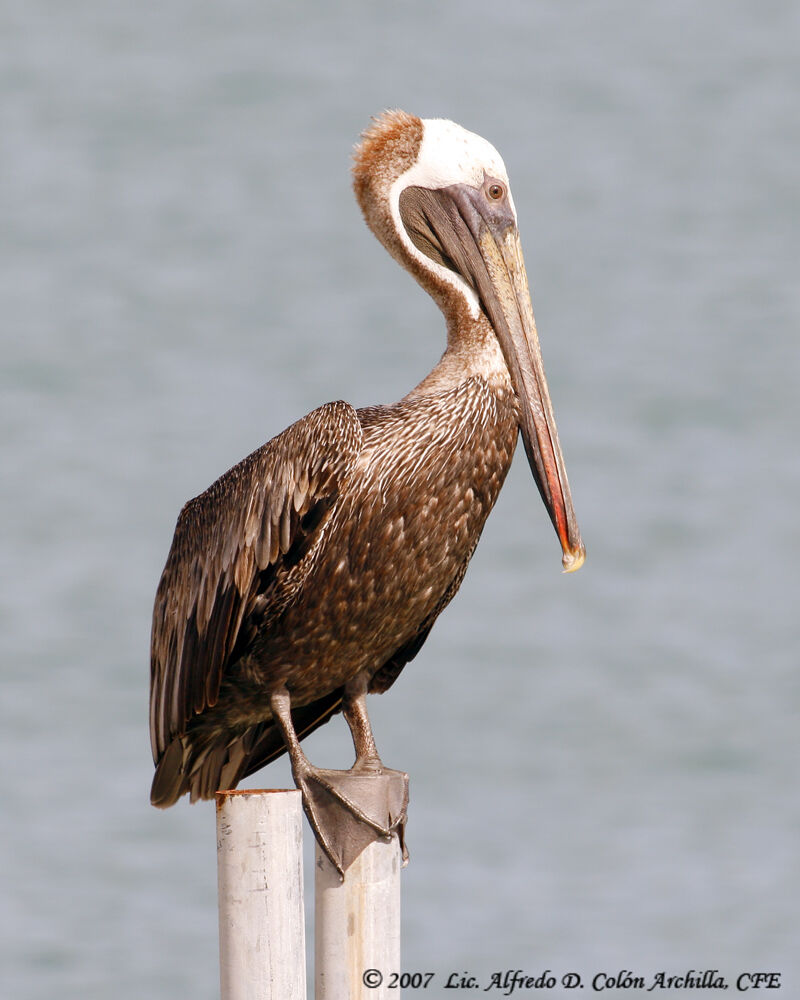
149, 400, 362, 762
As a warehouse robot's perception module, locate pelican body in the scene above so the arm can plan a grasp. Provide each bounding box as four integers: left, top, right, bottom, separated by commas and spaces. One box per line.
150, 111, 584, 870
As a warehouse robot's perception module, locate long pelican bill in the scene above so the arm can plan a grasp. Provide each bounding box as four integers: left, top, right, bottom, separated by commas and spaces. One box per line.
399, 181, 585, 572
475, 222, 585, 572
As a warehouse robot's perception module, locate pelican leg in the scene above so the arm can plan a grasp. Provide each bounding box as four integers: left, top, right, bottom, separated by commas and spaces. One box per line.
342, 677, 382, 770
341, 676, 409, 864
270, 684, 408, 877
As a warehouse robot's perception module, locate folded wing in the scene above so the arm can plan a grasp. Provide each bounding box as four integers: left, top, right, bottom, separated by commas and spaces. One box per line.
149, 400, 363, 767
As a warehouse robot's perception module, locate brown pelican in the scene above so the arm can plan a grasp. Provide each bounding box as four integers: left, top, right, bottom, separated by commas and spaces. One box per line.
150, 110, 584, 873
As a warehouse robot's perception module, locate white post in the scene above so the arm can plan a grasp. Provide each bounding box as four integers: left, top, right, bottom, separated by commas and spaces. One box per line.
315, 835, 402, 999
216, 789, 306, 1000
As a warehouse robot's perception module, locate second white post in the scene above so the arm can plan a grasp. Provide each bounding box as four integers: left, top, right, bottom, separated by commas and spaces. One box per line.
315, 835, 402, 999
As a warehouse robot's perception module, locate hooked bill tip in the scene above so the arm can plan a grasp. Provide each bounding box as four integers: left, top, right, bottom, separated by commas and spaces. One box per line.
561, 543, 586, 574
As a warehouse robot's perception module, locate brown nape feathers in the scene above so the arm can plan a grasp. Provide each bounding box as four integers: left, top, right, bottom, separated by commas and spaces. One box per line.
352, 110, 423, 223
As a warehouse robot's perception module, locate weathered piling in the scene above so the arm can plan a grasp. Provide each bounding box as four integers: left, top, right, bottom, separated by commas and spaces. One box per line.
315, 834, 402, 999
216, 789, 306, 1000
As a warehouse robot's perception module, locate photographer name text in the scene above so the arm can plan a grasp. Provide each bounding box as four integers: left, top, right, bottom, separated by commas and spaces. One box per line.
361, 968, 782, 993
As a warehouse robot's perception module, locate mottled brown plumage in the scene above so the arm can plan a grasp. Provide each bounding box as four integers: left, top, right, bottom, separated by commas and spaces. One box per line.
150, 401, 364, 802
150, 112, 584, 867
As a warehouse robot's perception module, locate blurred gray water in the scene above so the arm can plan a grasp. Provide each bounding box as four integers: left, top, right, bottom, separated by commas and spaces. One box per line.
2, 2, 798, 997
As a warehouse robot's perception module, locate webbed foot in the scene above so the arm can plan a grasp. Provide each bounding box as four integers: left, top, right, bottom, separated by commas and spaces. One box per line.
296, 762, 409, 878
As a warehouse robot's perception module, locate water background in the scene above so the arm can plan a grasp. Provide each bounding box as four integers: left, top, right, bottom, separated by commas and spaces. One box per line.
2, 2, 798, 997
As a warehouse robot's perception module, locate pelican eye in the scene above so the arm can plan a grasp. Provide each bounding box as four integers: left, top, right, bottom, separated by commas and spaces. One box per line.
487, 182, 505, 201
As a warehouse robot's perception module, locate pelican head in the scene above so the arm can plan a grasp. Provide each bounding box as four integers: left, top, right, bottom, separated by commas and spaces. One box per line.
353, 110, 585, 573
